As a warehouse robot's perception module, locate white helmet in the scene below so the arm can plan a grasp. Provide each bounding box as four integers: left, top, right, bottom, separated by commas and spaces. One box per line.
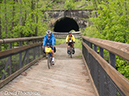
46, 30, 52, 35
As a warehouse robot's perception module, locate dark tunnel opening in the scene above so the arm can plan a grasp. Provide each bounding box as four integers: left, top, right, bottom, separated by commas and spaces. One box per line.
53, 17, 79, 32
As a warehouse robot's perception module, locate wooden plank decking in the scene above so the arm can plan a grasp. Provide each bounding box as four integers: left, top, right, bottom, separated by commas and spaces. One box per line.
0, 44, 95, 96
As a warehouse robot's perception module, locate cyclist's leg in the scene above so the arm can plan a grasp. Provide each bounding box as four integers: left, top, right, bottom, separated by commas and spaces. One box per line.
68, 45, 70, 50
68, 42, 71, 50
72, 43, 74, 48
67, 44, 71, 54
52, 50, 54, 57
51, 47, 55, 65
72, 43, 75, 54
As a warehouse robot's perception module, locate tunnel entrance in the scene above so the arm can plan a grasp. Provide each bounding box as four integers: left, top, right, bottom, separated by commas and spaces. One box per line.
53, 17, 79, 32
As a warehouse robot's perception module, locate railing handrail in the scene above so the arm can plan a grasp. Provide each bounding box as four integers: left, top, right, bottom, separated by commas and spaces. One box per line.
82, 41, 129, 95
0, 36, 44, 88
0, 42, 42, 59
82, 36, 129, 95
0, 36, 44, 44
53, 31, 81, 35
82, 36, 129, 61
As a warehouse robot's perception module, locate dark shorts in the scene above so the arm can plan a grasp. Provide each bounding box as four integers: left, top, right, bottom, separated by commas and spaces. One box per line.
68, 42, 73, 47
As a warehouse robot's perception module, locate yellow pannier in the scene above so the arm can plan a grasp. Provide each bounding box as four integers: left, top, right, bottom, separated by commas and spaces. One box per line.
45, 47, 52, 53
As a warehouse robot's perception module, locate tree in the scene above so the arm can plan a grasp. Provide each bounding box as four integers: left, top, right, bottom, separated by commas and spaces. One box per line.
35, 0, 38, 36
0, 0, 2, 51
31, 0, 35, 36
11, 0, 15, 37
4, 0, 7, 38
19, 0, 22, 37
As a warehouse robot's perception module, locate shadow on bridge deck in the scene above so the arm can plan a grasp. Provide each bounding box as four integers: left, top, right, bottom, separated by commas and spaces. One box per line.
0, 44, 95, 96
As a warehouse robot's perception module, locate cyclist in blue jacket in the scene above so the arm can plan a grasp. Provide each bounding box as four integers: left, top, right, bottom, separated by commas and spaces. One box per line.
42, 30, 56, 65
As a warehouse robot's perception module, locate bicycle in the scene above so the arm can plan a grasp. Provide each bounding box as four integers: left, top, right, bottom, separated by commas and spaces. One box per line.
67, 40, 74, 58
69, 44, 73, 58
45, 44, 53, 69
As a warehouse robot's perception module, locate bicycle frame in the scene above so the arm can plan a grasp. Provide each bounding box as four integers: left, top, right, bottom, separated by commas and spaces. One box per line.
67, 42, 73, 58
45, 43, 53, 69
69, 45, 73, 58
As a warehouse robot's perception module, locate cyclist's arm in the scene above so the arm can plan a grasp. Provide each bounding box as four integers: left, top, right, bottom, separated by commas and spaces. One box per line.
72, 35, 75, 43
66, 35, 69, 43
52, 37, 55, 46
43, 35, 47, 46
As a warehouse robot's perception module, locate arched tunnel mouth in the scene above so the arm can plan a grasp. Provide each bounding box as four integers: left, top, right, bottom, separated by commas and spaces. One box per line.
53, 17, 79, 32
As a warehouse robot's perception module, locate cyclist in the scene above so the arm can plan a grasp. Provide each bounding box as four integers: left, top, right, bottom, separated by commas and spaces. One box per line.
42, 30, 56, 65
66, 31, 75, 54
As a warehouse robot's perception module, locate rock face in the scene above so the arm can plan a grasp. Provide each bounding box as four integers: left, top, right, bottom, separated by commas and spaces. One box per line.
44, 10, 93, 30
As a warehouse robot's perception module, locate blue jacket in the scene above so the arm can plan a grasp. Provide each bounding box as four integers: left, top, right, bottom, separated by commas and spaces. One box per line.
43, 33, 55, 46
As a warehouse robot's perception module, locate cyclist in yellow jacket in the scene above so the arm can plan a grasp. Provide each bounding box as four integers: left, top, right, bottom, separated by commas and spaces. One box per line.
66, 32, 75, 54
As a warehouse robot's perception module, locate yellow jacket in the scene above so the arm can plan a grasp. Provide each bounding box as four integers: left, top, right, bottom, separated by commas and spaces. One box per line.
66, 35, 75, 43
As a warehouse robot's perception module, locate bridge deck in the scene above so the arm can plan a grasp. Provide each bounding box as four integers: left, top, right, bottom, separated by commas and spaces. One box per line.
0, 44, 95, 96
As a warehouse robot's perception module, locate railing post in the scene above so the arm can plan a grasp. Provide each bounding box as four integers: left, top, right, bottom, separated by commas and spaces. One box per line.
9, 43, 12, 75
109, 52, 116, 68
40, 39, 42, 56
90, 43, 92, 49
38, 39, 40, 57
19, 41, 22, 69
41, 39, 44, 57
27, 41, 29, 64
1, 58, 10, 80
94, 44, 97, 52
99, 47, 104, 58
33, 40, 35, 60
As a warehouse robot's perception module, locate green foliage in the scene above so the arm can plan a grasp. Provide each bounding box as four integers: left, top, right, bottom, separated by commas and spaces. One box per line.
64, 0, 75, 10
75, 0, 95, 10
70, 29, 75, 32
74, 38, 82, 49
83, 0, 129, 79
116, 56, 129, 80
55, 39, 65, 45
87, 0, 129, 42
77, 54, 82, 57
2, 69, 8, 77
0, 0, 3, 3
0, 0, 52, 39
1, 44, 8, 51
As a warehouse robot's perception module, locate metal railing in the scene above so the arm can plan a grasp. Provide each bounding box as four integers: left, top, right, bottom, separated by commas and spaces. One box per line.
53, 31, 82, 39
82, 36, 129, 96
0, 36, 44, 88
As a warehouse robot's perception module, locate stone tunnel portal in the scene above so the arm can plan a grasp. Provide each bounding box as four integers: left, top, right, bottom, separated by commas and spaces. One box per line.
53, 17, 79, 32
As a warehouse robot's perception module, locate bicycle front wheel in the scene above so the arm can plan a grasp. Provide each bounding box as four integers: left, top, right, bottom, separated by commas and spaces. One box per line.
70, 47, 72, 58
47, 54, 50, 69
70, 52, 72, 58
